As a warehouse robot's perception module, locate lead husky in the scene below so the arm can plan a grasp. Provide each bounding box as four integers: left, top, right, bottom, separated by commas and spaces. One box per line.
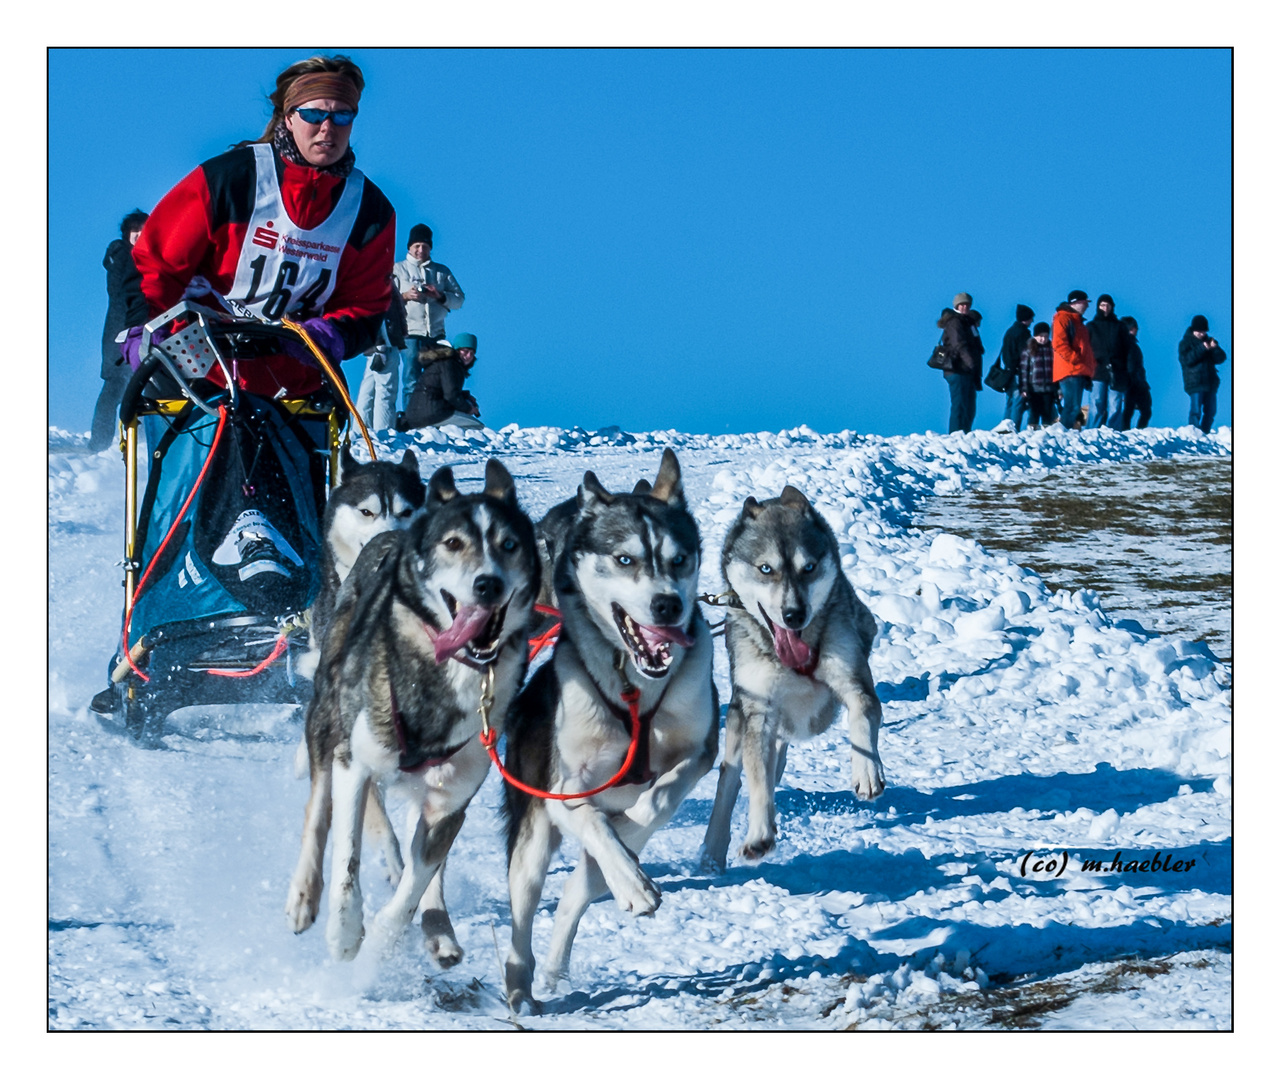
701, 485, 885, 871
285, 460, 538, 966
502, 450, 718, 1012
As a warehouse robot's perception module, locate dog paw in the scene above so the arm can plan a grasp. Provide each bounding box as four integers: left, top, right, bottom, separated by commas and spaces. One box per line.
326, 895, 366, 962
505, 960, 540, 1015
421, 910, 463, 969
740, 834, 776, 861
697, 845, 727, 875
285, 872, 322, 933
611, 867, 661, 916
851, 755, 886, 800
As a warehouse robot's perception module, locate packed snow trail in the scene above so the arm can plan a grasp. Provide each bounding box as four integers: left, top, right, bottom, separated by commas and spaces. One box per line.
48, 422, 1231, 1029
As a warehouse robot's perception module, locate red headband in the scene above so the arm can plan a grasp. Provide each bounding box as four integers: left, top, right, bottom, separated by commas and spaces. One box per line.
283, 72, 361, 113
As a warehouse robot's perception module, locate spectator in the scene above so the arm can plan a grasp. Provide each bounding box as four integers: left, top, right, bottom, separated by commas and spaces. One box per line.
1052, 290, 1095, 430
89, 210, 150, 451
1019, 321, 1057, 429
1086, 293, 1130, 428
1119, 316, 1152, 430
354, 276, 409, 430
937, 292, 984, 434
1178, 314, 1227, 434
394, 224, 464, 407
996, 303, 1034, 432
398, 333, 482, 431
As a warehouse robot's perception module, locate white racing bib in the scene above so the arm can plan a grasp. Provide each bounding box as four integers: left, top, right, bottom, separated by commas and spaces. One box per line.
227, 143, 366, 320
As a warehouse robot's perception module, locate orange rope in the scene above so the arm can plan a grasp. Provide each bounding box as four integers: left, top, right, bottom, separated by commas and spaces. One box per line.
204, 634, 290, 678
480, 687, 643, 801
123, 405, 229, 682
280, 317, 377, 460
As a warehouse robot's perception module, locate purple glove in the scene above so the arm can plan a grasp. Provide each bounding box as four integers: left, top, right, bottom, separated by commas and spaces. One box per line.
284, 317, 346, 368
119, 324, 169, 371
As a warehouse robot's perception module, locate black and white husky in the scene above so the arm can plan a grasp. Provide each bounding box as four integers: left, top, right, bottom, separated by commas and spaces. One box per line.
285, 460, 538, 966
700, 485, 885, 871
502, 449, 718, 1012
297, 446, 427, 681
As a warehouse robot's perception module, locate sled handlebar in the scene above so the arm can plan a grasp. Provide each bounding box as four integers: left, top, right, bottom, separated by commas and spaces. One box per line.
119, 302, 352, 427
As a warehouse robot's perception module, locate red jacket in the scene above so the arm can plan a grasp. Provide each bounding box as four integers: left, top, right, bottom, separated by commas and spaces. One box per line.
132, 144, 395, 396
1051, 306, 1096, 382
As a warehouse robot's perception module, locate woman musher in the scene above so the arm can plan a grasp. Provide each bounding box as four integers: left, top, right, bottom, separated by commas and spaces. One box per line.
121, 55, 396, 601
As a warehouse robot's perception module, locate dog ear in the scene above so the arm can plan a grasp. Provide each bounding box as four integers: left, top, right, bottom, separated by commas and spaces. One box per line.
649, 448, 684, 506
632, 478, 653, 496
578, 470, 613, 510
399, 448, 418, 475
742, 495, 763, 519
428, 465, 458, 504
338, 444, 358, 484
779, 485, 811, 510
483, 458, 517, 505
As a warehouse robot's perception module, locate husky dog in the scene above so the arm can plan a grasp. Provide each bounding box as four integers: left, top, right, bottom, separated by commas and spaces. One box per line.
701, 485, 885, 871
296, 446, 426, 681
285, 460, 538, 966
502, 450, 718, 1012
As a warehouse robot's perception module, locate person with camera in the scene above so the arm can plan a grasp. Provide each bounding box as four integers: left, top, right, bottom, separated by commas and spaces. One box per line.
1178, 314, 1227, 434
393, 223, 465, 407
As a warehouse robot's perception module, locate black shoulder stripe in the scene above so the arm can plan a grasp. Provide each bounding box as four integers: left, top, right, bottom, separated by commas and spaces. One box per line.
200, 146, 258, 231
350, 178, 395, 250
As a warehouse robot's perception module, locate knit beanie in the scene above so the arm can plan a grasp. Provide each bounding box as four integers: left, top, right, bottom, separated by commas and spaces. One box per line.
1033, 321, 1050, 335
408, 223, 433, 248
1016, 304, 1034, 322
1190, 314, 1209, 332
452, 332, 477, 351
953, 292, 973, 307
1097, 293, 1114, 306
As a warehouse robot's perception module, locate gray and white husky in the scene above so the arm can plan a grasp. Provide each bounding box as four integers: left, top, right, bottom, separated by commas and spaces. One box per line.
296, 445, 426, 682
285, 460, 539, 966
700, 485, 885, 871
502, 449, 718, 1012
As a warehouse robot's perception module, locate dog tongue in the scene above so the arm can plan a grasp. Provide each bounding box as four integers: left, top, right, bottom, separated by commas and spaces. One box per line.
771, 625, 813, 671
637, 623, 695, 649
433, 605, 494, 663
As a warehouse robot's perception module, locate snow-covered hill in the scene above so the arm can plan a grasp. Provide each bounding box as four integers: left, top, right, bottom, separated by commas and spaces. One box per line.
48, 422, 1232, 1030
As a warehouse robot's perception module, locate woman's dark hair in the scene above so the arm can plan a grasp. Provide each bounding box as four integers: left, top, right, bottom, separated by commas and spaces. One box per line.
119, 209, 149, 239
244, 54, 365, 145
1121, 316, 1139, 332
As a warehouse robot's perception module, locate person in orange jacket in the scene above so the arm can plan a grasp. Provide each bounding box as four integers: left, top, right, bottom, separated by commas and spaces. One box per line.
1052, 289, 1096, 429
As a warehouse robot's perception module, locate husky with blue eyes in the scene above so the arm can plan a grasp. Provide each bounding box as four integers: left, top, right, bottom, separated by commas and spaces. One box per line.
700, 484, 885, 872
501, 449, 718, 1013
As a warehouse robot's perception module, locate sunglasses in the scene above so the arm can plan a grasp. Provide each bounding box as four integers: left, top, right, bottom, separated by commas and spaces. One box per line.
293, 107, 356, 126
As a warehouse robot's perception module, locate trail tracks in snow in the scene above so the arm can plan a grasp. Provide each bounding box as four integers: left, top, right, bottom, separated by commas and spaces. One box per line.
48, 422, 1231, 1029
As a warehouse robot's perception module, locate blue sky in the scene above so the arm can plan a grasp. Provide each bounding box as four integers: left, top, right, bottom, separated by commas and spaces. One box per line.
48, 47, 1231, 436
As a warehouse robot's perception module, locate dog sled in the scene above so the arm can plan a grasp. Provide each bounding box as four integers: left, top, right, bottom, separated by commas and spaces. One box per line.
90, 300, 373, 742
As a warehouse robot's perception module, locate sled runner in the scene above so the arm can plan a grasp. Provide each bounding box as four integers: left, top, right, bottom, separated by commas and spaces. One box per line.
91, 301, 366, 742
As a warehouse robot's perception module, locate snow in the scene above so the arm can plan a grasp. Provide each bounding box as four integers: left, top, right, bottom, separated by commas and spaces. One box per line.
48, 421, 1232, 1032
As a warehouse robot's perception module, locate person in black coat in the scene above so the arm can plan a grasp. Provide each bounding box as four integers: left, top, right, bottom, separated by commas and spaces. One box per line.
1178, 314, 1227, 434
937, 293, 984, 434
397, 333, 482, 430
997, 303, 1034, 431
1085, 293, 1130, 429
1119, 316, 1151, 430
89, 210, 150, 451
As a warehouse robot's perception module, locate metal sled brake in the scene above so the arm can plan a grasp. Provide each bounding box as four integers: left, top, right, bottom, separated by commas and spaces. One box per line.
95, 300, 365, 742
